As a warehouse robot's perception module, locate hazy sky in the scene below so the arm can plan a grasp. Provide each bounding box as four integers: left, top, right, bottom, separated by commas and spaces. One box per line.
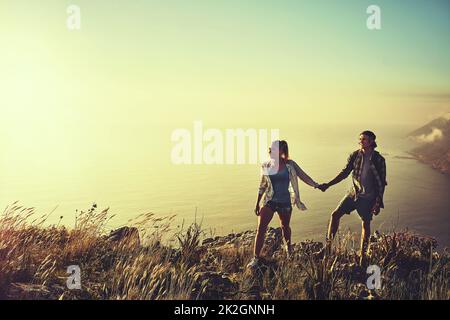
1, 0, 449, 146
0, 1, 449, 228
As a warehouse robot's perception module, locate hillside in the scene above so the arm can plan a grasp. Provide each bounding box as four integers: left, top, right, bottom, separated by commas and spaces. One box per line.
0, 203, 448, 300
408, 113, 450, 174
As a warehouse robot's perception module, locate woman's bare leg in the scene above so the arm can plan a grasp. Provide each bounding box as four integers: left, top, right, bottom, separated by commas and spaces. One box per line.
278, 210, 292, 253
254, 206, 274, 258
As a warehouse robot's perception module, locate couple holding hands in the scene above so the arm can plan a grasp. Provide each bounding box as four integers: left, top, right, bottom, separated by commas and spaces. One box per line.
248, 130, 387, 268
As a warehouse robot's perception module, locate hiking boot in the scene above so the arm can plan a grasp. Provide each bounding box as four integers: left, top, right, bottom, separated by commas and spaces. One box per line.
313, 247, 325, 260
284, 244, 293, 259
246, 257, 260, 269
359, 253, 369, 267
313, 241, 331, 260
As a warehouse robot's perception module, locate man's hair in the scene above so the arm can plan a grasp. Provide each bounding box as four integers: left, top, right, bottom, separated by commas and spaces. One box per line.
360, 130, 378, 148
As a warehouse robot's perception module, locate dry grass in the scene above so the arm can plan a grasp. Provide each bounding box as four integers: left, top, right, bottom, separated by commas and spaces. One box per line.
0, 202, 448, 300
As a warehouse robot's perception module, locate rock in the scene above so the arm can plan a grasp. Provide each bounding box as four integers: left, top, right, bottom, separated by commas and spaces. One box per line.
107, 226, 140, 246
296, 241, 323, 255
200, 228, 284, 255
263, 227, 283, 255
202, 237, 215, 245
193, 271, 237, 299
8, 283, 54, 300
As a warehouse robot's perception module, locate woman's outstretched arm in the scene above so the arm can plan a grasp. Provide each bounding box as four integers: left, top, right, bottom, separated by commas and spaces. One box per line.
289, 160, 319, 188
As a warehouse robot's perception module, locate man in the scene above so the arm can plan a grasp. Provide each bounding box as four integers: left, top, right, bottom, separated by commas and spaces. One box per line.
317, 131, 387, 264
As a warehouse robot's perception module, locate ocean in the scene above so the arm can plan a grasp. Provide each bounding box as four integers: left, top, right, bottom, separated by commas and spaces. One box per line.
1, 123, 449, 248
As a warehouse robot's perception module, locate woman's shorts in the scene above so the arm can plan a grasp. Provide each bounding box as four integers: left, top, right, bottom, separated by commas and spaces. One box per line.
265, 200, 292, 214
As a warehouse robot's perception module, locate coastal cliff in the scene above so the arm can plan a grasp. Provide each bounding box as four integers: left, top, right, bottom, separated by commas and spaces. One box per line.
408, 113, 450, 174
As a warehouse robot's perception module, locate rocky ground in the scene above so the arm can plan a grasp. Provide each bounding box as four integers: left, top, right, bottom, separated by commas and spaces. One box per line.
1, 204, 448, 300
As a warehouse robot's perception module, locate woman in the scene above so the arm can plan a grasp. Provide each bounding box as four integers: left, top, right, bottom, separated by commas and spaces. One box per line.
247, 140, 319, 268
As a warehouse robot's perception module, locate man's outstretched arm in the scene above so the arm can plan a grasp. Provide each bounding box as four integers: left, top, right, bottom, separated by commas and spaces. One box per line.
319, 152, 355, 191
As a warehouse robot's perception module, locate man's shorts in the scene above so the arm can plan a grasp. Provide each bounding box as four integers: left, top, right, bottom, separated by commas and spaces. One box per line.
335, 194, 376, 222
265, 200, 292, 214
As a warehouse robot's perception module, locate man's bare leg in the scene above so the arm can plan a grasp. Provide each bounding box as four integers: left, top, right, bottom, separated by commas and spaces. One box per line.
360, 220, 371, 265
327, 210, 344, 241
315, 210, 345, 258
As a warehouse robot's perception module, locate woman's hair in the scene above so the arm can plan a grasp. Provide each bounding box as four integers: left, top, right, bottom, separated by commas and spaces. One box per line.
360, 130, 378, 148
270, 140, 289, 160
